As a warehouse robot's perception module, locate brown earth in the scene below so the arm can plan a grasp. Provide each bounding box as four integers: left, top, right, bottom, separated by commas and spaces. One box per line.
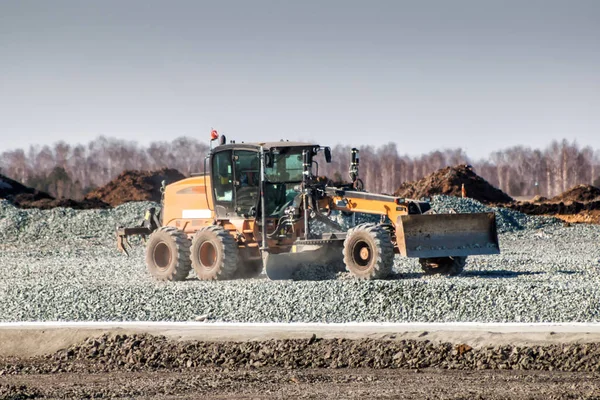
394, 165, 514, 204
84, 168, 185, 207
508, 185, 600, 224
3, 368, 599, 399
0, 174, 109, 210
550, 184, 600, 203
2, 334, 600, 399
507, 199, 600, 216
551, 210, 600, 224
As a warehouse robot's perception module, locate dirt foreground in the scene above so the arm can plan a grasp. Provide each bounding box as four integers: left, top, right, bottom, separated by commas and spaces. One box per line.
2, 368, 599, 399
2, 325, 600, 399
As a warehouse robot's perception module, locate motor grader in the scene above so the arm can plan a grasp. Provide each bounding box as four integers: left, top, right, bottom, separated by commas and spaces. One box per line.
117, 134, 500, 280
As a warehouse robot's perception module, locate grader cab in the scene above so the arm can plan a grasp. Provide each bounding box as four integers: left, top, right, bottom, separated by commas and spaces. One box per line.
117, 134, 499, 280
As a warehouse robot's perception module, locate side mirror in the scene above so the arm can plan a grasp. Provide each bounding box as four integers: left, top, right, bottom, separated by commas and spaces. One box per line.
324, 147, 332, 163
264, 152, 274, 168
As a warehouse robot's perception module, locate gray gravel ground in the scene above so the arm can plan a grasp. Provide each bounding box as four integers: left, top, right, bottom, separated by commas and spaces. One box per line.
1, 197, 600, 323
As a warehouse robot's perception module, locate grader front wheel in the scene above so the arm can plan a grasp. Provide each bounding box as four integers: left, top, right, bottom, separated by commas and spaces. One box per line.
191, 226, 239, 280
419, 256, 467, 276
145, 226, 192, 281
343, 223, 394, 280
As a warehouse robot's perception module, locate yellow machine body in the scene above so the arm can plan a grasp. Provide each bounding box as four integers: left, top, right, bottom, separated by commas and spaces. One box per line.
117, 140, 500, 281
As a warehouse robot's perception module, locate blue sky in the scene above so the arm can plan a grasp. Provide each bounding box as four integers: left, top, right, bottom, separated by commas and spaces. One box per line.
1, 0, 599, 157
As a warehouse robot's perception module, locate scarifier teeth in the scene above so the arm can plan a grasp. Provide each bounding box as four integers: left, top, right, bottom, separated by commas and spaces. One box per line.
116, 235, 130, 257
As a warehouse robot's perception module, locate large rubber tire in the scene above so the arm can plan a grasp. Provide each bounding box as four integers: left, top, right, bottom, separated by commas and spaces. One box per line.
343, 223, 394, 279
145, 226, 191, 281
191, 226, 239, 280
419, 256, 466, 276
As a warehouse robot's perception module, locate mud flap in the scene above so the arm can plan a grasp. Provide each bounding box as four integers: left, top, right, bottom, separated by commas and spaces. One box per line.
396, 212, 499, 258
263, 243, 344, 280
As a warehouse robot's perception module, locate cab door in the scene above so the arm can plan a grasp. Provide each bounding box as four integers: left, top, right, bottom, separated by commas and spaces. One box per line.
211, 149, 260, 219
232, 150, 260, 218
211, 149, 235, 219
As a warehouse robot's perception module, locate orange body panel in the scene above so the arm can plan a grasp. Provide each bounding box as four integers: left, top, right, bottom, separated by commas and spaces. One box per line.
162, 175, 215, 235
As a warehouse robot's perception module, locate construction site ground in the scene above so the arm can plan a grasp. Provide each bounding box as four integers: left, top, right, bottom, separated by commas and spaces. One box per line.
2, 323, 600, 399
3, 365, 599, 399
3, 168, 600, 398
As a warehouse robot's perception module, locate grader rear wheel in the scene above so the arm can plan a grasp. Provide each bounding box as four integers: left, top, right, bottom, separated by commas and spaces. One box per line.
191, 226, 239, 280
145, 226, 191, 281
419, 256, 467, 276
343, 223, 394, 280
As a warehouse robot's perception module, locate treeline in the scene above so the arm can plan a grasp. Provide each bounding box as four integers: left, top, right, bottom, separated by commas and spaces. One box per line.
0, 137, 209, 199
318, 140, 600, 197
1, 136, 599, 199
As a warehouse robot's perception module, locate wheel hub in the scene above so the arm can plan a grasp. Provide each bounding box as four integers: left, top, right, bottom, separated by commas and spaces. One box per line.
199, 242, 217, 269
359, 247, 370, 261
153, 242, 172, 270
352, 240, 372, 270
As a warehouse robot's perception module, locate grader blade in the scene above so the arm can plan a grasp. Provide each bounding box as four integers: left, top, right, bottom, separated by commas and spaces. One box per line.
396, 212, 499, 258
263, 252, 303, 280
263, 243, 344, 280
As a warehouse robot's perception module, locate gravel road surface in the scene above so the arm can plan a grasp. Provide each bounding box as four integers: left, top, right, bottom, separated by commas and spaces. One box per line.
1, 197, 600, 323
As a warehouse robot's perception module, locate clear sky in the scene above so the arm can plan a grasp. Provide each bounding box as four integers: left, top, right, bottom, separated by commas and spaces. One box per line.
1, 0, 599, 157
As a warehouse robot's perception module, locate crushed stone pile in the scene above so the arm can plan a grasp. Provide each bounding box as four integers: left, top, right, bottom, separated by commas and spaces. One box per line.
84, 168, 185, 207
550, 184, 600, 203
394, 165, 514, 204
4, 333, 600, 373
0, 199, 155, 244
327, 195, 560, 234
0, 174, 108, 210
429, 195, 560, 233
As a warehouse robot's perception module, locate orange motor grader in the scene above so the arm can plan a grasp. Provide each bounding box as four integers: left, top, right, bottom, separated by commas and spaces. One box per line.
117, 135, 499, 281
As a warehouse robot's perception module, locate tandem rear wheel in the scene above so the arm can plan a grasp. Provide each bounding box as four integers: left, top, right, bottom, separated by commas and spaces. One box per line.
145, 226, 192, 281
191, 226, 240, 280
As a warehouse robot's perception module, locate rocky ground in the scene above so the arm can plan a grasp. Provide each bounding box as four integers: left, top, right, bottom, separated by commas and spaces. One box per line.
2, 334, 600, 399
1, 197, 600, 323
2, 196, 600, 398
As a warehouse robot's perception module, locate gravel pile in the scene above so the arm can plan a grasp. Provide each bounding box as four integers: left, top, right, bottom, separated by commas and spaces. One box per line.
429, 195, 561, 233
4, 333, 600, 373
0, 197, 599, 323
328, 195, 561, 234
0, 200, 156, 245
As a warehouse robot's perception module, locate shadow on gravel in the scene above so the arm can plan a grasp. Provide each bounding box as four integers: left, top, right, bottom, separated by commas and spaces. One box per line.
463, 270, 544, 278
177, 269, 551, 282
388, 272, 424, 280
555, 270, 580, 275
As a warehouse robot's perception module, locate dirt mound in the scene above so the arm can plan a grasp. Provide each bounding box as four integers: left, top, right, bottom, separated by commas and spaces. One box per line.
1, 174, 108, 210
550, 184, 600, 203
0, 174, 51, 200
12, 193, 109, 210
84, 168, 186, 207
394, 165, 513, 204
531, 195, 548, 203
508, 200, 600, 216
